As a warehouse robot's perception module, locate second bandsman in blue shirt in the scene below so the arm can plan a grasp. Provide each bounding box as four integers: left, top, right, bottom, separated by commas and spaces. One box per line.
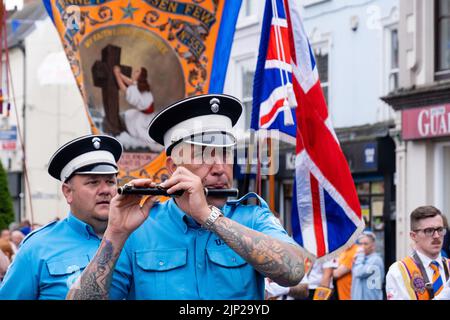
0, 134, 129, 299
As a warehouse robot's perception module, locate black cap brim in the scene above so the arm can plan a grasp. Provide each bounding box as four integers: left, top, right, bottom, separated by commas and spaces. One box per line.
48, 135, 122, 181
148, 94, 243, 147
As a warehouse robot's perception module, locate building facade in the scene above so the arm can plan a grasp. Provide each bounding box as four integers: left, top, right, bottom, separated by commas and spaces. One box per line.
1, 1, 90, 225
383, 0, 450, 260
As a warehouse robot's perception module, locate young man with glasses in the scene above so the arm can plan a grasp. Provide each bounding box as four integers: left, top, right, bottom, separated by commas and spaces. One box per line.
386, 206, 450, 300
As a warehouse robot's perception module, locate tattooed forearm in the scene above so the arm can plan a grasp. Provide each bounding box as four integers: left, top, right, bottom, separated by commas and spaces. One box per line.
66, 239, 120, 300
210, 217, 304, 287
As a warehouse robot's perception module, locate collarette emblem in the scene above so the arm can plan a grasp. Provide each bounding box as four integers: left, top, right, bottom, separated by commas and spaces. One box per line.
411, 271, 426, 294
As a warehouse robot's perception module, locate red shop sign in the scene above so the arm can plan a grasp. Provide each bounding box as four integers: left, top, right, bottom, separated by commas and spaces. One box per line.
402, 104, 450, 140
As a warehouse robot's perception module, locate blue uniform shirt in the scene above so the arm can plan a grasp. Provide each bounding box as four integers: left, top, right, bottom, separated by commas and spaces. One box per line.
114, 193, 298, 300
0, 214, 130, 300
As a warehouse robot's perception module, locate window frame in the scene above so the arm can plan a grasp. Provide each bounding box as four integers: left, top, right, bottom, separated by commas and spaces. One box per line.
434, 141, 450, 217
241, 66, 255, 130
236, 0, 259, 30
234, 54, 256, 130
388, 28, 400, 92
302, 0, 331, 8
313, 47, 330, 105
435, 0, 450, 80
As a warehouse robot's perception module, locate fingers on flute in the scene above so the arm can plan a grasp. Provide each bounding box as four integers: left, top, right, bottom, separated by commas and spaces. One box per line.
160, 175, 183, 189
126, 178, 155, 187
166, 182, 194, 195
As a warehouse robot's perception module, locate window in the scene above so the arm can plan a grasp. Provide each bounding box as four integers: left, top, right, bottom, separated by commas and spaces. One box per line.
243, 0, 256, 17
242, 68, 255, 129
443, 146, 450, 216
436, 0, 450, 79
435, 142, 450, 223
236, 0, 258, 29
315, 51, 329, 104
389, 28, 399, 91
5, 0, 23, 11
356, 180, 385, 231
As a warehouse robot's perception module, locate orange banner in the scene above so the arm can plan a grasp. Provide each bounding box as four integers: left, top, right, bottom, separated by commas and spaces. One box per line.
44, 0, 242, 183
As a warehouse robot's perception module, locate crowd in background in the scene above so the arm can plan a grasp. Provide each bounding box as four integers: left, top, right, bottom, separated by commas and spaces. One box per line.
0, 220, 44, 281
266, 225, 450, 300
265, 230, 385, 300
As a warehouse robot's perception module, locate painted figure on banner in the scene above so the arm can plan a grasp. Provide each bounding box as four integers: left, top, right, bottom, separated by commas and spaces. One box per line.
113, 65, 158, 148
88, 39, 184, 151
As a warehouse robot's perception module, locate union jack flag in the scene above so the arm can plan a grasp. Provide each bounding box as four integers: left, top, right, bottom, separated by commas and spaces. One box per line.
251, 0, 296, 144
252, 0, 364, 261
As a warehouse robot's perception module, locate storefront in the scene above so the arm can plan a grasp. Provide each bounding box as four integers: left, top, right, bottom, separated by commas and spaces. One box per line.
337, 123, 396, 271
233, 140, 296, 232
275, 147, 296, 234
383, 83, 450, 260
401, 102, 450, 217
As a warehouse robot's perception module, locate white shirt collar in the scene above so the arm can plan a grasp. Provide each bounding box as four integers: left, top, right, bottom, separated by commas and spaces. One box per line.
415, 250, 443, 269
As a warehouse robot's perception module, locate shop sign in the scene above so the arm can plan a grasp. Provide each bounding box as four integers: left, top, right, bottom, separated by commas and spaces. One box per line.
342, 141, 378, 173
364, 144, 376, 167
0, 126, 17, 150
402, 104, 450, 140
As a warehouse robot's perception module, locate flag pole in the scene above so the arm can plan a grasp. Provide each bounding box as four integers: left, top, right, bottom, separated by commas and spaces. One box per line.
268, 136, 276, 212
241, 131, 254, 197
256, 132, 262, 196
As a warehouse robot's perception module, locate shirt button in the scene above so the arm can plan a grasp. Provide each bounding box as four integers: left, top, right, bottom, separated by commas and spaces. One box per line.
159, 261, 165, 266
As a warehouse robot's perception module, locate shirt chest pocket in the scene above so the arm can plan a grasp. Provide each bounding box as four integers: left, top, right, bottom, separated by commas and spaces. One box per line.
135, 248, 187, 299
206, 248, 255, 299
45, 255, 90, 291
206, 248, 247, 268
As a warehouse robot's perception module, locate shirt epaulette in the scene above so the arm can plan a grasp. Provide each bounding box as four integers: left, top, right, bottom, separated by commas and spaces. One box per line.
21, 220, 58, 246
226, 192, 270, 210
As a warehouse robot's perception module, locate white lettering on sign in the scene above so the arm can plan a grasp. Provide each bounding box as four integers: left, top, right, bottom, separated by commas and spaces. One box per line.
417, 106, 448, 137
365, 148, 375, 163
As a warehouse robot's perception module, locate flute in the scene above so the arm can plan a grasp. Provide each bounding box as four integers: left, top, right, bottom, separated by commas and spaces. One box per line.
118, 184, 239, 198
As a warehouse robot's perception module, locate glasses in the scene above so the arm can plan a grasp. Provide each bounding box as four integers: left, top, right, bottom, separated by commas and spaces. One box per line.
413, 227, 447, 237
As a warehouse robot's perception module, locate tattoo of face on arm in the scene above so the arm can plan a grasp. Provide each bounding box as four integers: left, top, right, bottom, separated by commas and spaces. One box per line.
210, 217, 304, 287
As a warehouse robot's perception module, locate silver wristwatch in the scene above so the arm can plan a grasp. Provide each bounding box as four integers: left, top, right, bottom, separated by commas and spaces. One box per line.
202, 205, 223, 230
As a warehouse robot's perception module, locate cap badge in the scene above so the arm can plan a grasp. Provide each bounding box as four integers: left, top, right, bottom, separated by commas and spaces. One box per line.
210, 98, 220, 113
92, 137, 101, 149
